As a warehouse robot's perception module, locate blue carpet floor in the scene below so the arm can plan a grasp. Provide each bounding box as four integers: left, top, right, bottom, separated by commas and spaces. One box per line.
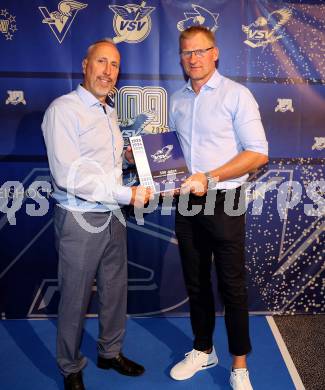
0, 316, 296, 389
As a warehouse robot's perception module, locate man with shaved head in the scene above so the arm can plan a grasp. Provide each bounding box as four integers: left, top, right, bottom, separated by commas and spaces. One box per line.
42, 39, 151, 390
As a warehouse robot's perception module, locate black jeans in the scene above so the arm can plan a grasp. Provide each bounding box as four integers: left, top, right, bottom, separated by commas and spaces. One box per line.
175, 188, 252, 356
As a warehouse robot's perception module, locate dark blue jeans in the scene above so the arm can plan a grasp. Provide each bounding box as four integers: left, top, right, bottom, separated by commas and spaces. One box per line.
175, 188, 252, 356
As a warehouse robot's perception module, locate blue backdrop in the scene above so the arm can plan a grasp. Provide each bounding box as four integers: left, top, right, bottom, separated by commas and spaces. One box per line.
0, 0, 324, 318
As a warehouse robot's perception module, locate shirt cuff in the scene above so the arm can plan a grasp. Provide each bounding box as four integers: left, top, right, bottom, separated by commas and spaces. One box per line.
113, 185, 132, 205
245, 143, 269, 156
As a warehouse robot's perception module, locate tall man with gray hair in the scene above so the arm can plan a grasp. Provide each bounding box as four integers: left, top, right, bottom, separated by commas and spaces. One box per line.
42, 39, 152, 390
169, 26, 268, 390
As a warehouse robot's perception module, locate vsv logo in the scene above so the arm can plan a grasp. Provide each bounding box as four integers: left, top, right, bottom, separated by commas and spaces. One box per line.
109, 1, 155, 44
151, 145, 173, 164
121, 20, 144, 31
242, 8, 292, 48
247, 30, 274, 40
120, 110, 156, 146
39, 1, 87, 43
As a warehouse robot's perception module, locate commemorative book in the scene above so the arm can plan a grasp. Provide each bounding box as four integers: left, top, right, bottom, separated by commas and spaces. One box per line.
129, 132, 190, 193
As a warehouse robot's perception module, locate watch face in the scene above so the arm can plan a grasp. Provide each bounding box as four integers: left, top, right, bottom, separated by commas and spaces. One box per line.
206, 174, 217, 190
207, 179, 215, 190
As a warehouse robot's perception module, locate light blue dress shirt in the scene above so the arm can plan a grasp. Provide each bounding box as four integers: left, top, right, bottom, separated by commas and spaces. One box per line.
42, 84, 131, 211
169, 70, 268, 189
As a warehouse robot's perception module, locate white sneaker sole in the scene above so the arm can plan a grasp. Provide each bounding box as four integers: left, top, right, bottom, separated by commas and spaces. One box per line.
230, 372, 253, 390
170, 361, 218, 381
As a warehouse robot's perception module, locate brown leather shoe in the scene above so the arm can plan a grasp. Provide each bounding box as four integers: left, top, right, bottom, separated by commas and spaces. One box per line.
97, 353, 145, 376
64, 371, 85, 390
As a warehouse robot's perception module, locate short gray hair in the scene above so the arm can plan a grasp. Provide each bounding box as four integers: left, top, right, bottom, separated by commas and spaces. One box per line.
84, 38, 116, 59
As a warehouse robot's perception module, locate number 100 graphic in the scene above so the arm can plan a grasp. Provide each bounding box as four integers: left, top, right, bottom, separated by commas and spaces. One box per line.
115, 86, 168, 134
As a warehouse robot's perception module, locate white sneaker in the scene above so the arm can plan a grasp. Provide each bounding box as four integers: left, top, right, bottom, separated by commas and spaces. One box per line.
230, 368, 253, 390
170, 347, 218, 380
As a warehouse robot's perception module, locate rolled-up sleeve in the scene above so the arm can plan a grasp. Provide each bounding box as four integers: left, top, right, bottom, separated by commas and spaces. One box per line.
232, 87, 268, 156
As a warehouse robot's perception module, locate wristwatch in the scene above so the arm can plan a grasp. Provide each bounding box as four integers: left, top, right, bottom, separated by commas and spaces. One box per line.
204, 171, 216, 189
204, 171, 214, 182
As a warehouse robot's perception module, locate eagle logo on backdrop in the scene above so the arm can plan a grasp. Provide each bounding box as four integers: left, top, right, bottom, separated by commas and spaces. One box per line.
274, 98, 294, 113
120, 110, 156, 147
177, 4, 219, 32
242, 8, 292, 48
151, 145, 173, 164
0, 9, 18, 40
39, 1, 87, 43
109, 1, 155, 44
312, 137, 325, 151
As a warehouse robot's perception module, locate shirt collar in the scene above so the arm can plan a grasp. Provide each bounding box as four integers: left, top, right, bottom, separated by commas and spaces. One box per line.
76, 84, 105, 108
183, 69, 222, 93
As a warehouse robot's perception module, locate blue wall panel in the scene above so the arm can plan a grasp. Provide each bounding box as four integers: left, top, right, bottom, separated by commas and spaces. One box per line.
0, 0, 324, 318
